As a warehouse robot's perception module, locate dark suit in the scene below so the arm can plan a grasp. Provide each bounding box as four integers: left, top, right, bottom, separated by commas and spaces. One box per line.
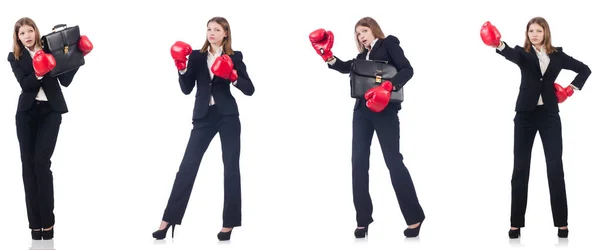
328, 35, 425, 227
7, 48, 79, 230
496, 42, 591, 227
162, 50, 254, 228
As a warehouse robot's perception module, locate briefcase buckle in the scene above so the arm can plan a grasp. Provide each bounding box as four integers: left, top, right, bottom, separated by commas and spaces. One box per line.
63, 45, 68, 54
375, 74, 382, 83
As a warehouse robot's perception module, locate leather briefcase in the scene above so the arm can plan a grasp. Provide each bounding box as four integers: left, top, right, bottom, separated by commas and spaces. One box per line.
350, 59, 404, 102
41, 24, 85, 77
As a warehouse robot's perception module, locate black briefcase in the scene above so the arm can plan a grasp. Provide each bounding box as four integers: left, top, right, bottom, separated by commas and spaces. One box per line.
349, 59, 404, 102
41, 24, 85, 77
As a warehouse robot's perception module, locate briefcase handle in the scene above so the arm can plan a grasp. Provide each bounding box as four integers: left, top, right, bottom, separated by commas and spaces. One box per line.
52, 24, 67, 32
48, 24, 70, 54
367, 59, 388, 64
351, 58, 389, 67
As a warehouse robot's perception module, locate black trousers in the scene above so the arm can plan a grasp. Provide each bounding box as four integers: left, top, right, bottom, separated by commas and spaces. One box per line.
162, 106, 242, 228
511, 105, 567, 227
351, 104, 425, 227
16, 101, 62, 229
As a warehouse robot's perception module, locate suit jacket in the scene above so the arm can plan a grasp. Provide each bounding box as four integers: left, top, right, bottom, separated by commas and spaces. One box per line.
8, 48, 78, 114
496, 42, 591, 113
178, 50, 255, 120
328, 35, 414, 111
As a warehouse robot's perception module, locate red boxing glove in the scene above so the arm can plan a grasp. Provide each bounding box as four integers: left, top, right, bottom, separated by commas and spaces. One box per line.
480, 21, 502, 47
554, 82, 574, 103
211, 54, 238, 82
230, 69, 238, 82
78, 35, 93, 56
309, 28, 334, 61
32, 50, 56, 77
171, 41, 192, 70
364, 81, 393, 112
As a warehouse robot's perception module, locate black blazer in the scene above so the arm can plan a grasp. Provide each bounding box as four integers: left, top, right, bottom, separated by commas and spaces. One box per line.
178, 50, 255, 120
496, 42, 591, 113
327, 35, 414, 111
8, 48, 78, 114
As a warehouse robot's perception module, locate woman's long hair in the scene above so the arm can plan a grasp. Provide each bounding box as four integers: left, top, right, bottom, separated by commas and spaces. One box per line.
12, 17, 41, 60
200, 16, 234, 55
354, 17, 385, 53
524, 17, 557, 54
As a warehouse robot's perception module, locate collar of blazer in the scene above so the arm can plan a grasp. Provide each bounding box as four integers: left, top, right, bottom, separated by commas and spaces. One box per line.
196, 51, 211, 81
526, 46, 562, 77
358, 39, 384, 59
16, 46, 34, 72
198, 51, 230, 83
370, 39, 384, 55
17, 44, 33, 59
367, 39, 383, 56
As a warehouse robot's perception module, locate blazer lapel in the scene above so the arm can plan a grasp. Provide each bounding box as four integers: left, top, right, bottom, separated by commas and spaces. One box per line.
357, 39, 383, 61
527, 48, 543, 76
369, 39, 383, 57
199, 51, 210, 82
20, 49, 35, 73
546, 52, 559, 77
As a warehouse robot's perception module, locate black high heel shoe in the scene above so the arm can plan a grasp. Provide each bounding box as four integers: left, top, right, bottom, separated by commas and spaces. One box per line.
42, 227, 54, 240
558, 228, 568, 238
152, 223, 176, 240
31, 230, 42, 240
354, 226, 369, 238
217, 228, 233, 241
404, 220, 424, 238
508, 228, 520, 239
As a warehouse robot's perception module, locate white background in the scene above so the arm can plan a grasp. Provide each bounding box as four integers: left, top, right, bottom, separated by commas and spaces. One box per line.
1, 0, 598, 249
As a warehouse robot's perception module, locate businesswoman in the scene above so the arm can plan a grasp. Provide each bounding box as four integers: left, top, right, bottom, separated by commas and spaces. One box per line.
309, 17, 425, 238
152, 16, 255, 241
481, 17, 591, 239
8, 17, 92, 240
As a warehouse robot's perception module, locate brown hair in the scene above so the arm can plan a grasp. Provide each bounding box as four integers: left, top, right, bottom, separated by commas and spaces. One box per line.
524, 17, 556, 54
200, 17, 234, 55
12, 17, 41, 60
354, 17, 385, 53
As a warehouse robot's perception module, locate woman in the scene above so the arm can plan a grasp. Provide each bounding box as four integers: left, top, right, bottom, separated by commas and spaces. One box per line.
481, 17, 591, 239
309, 17, 425, 238
152, 16, 255, 241
7, 17, 92, 240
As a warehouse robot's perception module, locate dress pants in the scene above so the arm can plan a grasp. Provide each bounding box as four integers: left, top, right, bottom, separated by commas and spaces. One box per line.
162, 105, 242, 228
511, 105, 568, 227
351, 104, 425, 227
16, 101, 62, 229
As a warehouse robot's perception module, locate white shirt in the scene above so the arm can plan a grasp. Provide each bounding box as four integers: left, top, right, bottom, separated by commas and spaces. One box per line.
533, 45, 550, 105
26, 47, 48, 101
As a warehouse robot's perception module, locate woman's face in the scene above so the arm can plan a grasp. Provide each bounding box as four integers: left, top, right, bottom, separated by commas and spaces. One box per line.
206, 21, 227, 47
528, 23, 544, 47
18, 25, 36, 49
356, 25, 375, 49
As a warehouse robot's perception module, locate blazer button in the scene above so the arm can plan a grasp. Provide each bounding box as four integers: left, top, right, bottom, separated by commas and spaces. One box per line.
540, 78, 543, 81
